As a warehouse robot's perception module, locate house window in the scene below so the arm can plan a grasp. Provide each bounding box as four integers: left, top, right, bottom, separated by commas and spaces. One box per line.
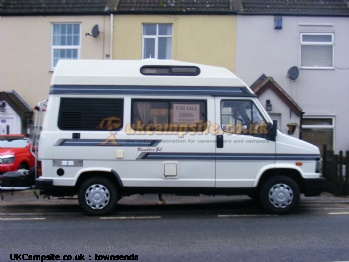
142, 24, 172, 59
300, 33, 334, 69
301, 116, 335, 153
52, 23, 81, 69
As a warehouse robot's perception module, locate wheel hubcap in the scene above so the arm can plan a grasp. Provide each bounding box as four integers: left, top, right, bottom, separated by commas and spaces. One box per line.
85, 184, 110, 210
268, 183, 293, 209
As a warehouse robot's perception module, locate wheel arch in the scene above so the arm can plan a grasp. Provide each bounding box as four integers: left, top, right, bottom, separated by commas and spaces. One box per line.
256, 168, 305, 193
18, 161, 30, 169
75, 169, 123, 192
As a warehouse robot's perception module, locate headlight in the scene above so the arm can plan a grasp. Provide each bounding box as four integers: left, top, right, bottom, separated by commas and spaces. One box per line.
0, 155, 15, 164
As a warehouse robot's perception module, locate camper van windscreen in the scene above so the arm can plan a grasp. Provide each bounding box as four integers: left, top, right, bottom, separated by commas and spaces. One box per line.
140, 66, 200, 76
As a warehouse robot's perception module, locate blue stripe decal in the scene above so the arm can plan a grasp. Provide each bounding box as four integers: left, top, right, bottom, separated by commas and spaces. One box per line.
137, 153, 319, 161
137, 153, 216, 160
50, 85, 255, 97
53, 139, 319, 161
55, 139, 161, 147
275, 154, 320, 161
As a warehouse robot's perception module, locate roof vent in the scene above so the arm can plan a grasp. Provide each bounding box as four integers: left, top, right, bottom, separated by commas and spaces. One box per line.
287, 66, 299, 81
140, 66, 200, 76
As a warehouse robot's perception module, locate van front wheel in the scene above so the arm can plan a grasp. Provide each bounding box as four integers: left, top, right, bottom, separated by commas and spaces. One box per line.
78, 177, 118, 216
259, 176, 300, 214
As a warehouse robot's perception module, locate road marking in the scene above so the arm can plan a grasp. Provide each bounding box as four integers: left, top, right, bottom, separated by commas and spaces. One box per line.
99, 216, 162, 220
218, 214, 277, 218
328, 212, 349, 215
0, 217, 46, 221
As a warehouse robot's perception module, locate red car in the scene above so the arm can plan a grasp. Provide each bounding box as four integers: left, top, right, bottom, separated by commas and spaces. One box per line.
0, 134, 36, 174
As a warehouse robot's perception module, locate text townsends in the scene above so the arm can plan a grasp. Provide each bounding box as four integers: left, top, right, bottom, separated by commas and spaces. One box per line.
9, 253, 139, 261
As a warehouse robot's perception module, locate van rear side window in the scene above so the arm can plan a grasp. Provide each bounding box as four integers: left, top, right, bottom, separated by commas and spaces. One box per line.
131, 99, 207, 132
58, 98, 124, 131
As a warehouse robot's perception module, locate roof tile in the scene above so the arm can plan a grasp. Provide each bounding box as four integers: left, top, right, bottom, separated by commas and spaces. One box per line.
1, 0, 349, 16
116, 0, 232, 14
0, 0, 109, 15
240, 0, 349, 16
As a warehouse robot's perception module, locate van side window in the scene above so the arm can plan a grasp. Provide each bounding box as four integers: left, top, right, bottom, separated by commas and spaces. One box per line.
131, 100, 207, 132
221, 100, 268, 135
58, 98, 124, 131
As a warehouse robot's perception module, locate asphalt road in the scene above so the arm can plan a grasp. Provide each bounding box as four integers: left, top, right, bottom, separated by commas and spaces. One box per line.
1, 192, 349, 262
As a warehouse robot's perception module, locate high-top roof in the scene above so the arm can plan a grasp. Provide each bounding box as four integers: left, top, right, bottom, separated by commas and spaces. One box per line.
50, 59, 254, 96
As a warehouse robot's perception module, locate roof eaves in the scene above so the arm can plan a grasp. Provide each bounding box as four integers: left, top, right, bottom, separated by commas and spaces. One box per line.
1, 12, 109, 16
115, 10, 235, 15
237, 11, 349, 17
0, 91, 33, 119
252, 75, 302, 116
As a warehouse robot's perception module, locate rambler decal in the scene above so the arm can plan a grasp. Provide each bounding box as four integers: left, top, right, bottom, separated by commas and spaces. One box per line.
137, 147, 163, 152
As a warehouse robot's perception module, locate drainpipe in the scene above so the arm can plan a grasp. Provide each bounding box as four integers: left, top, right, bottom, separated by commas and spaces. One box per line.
110, 13, 113, 60
299, 111, 304, 140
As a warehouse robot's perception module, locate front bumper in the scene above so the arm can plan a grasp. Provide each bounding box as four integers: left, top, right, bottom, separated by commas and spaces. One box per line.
0, 164, 16, 174
303, 177, 326, 196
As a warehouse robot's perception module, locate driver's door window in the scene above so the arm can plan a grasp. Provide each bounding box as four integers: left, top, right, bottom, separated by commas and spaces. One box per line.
221, 100, 267, 136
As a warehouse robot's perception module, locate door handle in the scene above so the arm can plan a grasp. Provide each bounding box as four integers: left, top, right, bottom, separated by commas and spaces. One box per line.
217, 135, 224, 148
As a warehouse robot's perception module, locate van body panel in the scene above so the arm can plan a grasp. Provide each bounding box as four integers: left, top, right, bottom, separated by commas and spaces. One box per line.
34, 60, 325, 215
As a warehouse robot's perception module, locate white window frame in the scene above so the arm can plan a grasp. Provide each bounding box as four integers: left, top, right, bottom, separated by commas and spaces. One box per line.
51, 23, 81, 70
142, 24, 172, 60
300, 33, 334, 69
301, 115, 335, 151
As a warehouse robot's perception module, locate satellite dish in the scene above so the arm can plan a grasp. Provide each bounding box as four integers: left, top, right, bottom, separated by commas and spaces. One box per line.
92, 25, 99, 38
287, 66, 299, 81
85, 24, 99, 38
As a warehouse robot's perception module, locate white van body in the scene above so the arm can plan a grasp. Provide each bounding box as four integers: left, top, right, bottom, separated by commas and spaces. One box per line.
35, 59, 325, 215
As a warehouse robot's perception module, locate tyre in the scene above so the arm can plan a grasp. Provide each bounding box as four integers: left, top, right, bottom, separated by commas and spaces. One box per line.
259, 176, 300, 214
247, 192, 259, 200
78, 177, 118, 216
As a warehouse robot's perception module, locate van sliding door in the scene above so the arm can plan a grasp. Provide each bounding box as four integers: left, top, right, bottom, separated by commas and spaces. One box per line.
125, 97, 216, 188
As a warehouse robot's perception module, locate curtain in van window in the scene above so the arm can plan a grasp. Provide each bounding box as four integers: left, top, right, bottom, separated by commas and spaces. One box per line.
136, 102, 152, 124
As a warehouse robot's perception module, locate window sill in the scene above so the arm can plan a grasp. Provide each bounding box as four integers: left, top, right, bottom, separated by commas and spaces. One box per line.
300, 67, 335, 70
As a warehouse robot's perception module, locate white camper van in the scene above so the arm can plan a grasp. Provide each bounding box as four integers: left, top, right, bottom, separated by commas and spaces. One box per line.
34, 59, 325, 215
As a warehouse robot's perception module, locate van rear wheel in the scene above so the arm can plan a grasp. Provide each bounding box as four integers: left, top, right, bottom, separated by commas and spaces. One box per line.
259, 176, 300, 214
78, 177, 118, 216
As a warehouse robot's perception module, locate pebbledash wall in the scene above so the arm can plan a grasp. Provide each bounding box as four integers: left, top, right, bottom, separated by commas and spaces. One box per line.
235, 15, 349, 152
